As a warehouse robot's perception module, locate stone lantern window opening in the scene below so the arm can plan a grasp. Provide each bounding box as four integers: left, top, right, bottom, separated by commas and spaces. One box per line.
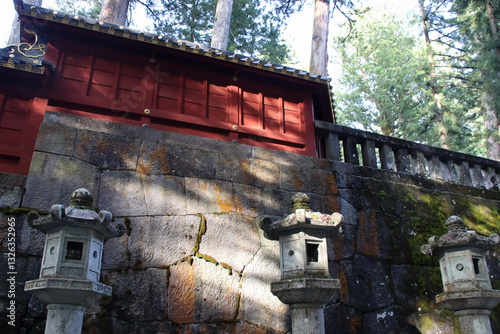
66, 241, 83, 260
306, 240, 319, 263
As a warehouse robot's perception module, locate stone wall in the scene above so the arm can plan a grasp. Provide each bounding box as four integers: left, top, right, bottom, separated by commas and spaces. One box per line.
1, 111, 500, 333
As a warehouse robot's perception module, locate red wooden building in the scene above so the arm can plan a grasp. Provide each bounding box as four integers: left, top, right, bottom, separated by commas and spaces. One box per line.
0, 0, 335, 175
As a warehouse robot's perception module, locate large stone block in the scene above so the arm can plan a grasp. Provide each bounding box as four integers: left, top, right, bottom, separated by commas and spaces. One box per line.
198, 214, 260, 273
129, 215, 200, 267
137, 142, 171, 175
216, 154, 252, 184
340, 255, 395, 313
142, 174, 186, 215
356, 209, 403, 263
105, 268, 167, 321
22, 152, 100, 211
362, 306, 420, 334
279, 165, 311, 192
185, 178, 235, 214
192, 257, 240, 322
167, 260, 195, 324
239, 246, 290, 332
310, 169, 338, 195
250, 159, 280, 189
11, 213, 45, 256
74, 129, 142, 170
34, 122, 76, 156
169, 146, 217, 179
98, 170, 147, 217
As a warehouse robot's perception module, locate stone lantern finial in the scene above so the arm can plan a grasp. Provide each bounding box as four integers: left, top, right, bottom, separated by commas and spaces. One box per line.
421, 215, 500, 334
290, 192, 310, 212
445, 215, 467, 231
70, 188, 93, 208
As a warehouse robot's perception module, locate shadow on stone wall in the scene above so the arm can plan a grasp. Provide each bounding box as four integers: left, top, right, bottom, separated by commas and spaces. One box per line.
1, 111, 500, 333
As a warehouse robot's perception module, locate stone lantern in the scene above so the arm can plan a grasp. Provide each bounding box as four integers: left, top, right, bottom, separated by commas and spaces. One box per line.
421, 215, 500, 334
259, 192, 343, 334
24, 188, 125, 334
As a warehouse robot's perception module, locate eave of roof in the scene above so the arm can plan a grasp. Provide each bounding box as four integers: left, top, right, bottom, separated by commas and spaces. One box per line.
16, 1, 332, 85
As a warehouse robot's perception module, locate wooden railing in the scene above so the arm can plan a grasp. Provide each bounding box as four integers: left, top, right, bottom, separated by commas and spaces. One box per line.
315, 120, 500, 190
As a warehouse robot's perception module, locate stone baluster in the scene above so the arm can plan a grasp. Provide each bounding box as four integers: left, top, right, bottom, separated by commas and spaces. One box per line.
361, 139, 377, 168
457, 161, 473, 186
380, 143, 396, 171
343, 136, 359, 165
471, 164, 486, 188
324, 131, 340, 161
428, 155, 444, 181
410, 150, 427, 176
395, 148, 410, 173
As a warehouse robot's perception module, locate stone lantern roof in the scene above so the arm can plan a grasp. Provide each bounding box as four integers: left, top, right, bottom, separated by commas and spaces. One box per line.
259, 192, 343, 240
420, 216, 500, 256
26, 188, 125, 239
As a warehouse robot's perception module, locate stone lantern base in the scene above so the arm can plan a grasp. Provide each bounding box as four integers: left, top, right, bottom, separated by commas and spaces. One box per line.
271, 278, 339, 334
25, 278, 112, 334
437, 289, 500, 334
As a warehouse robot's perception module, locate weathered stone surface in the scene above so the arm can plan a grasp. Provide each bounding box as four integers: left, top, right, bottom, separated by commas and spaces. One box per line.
0, 174, 25, 208
74, 129, 142, 170
157, 129, 252, 159
340, 255, 395, 313
279, 165, 310, 192
28, 295, 47, 318
239, 246, 290, 332
141, 174, 186, 215
43, 111, 157, 143
22, 152, 100, 211
310, 169, 338, 195
14, 214, 45, 256
106, 268, 167, 321
34, 122, 76, 156
98, 170, 147, 217
129, 216, 200, 267
356, 209, 403, 263
324, 303, 363, 334
137, 141, 171, 175
233, 183, 260, 217
0, 185, 23, 208
101, 221, 129, 271
198, 214, 260, 273
169, 146, 217, 179
185, 178, 235, 214
252, 146, 314, 168
167, 261, 195, 324
250, 159, 279, 189
192, 257, 240, 322
363, 306, 420, 334
216, 154, 252, 184
82, 315, 129, 334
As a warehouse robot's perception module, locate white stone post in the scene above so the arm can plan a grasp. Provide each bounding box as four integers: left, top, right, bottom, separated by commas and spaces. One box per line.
259, 193, 343, 334
24, 188, 126, 334
421, 216, 500, 334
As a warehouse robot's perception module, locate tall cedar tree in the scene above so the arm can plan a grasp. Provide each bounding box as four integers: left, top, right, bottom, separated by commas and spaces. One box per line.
211, 0, 234, 50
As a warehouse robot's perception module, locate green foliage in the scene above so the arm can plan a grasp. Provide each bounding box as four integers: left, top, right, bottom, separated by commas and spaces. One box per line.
141, 0, 292, 63
333, 10, 431, 140
55, 0, 101, 19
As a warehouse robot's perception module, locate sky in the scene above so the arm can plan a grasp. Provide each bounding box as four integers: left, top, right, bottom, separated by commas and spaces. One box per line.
0, 0, 419, 73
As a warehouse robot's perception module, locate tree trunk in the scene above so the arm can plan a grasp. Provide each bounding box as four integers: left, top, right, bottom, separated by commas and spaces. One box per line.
211, 0, 233, 50
484, 0, 499, 160
486, 0, 500, 58
418, 0, 448, 149
309, 0, 329, 77
8, 0, 43, 45
482, 90, 500, 160
99, 0, 130, 26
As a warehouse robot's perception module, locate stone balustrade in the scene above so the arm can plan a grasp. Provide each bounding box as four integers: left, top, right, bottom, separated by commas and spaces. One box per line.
315, 120, 500, 190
